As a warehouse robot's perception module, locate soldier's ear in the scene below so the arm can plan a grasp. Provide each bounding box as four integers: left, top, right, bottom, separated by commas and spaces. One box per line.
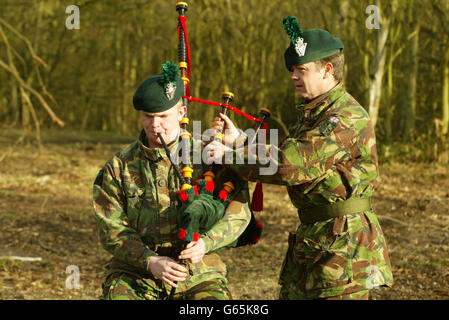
323, 62, 334, 80
178, 105, 187, 122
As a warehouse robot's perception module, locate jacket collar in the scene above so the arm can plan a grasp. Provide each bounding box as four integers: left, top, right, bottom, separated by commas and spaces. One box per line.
296, 82, 345, 119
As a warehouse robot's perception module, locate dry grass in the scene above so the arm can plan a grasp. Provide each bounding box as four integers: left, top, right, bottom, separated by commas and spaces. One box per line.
1, 129, 448, 300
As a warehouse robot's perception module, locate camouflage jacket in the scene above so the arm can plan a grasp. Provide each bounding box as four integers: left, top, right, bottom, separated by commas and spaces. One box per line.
93, 131, 251, 292
230, 83, 393, 298
232, 82, 380, 206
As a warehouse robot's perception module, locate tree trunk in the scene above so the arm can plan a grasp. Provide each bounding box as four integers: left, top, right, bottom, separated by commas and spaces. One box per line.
442, 45, 449, 137
368, 0, 391, 128
401, 2, 419, 141
11, 80, 19, 126
122, 27, 130, 134
20, 85, 30, 128
385, 50, 394, 143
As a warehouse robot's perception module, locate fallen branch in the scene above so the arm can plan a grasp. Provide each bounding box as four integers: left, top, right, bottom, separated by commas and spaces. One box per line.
0, 20, 64, 128
0, 17, 48, 68
0, 256, 42, 262
377, 215, 410, 226
38, 238, 55, 252
0, 59, 64, 127
20, 86, 42, 149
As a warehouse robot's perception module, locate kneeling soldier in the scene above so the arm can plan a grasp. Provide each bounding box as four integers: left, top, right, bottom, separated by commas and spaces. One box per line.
93, 62, 251, 300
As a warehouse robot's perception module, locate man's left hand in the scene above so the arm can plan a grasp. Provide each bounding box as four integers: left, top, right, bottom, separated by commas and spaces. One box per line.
179, 238, 206, 264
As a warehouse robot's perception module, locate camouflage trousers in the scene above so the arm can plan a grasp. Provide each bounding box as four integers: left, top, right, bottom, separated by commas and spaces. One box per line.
101, 272, 232, 300
279, 286, 370, 300
278, 212, 393, 300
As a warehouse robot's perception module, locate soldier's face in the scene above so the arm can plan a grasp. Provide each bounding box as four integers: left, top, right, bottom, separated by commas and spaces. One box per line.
141, 99, 186, 148
291, 62, 328, 100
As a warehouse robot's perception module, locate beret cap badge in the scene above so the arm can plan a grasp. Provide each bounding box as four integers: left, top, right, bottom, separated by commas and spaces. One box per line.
165, 82, 176, 100
159, 61, 179, 100
283, 16, 307, 57
295, 37, 307, 57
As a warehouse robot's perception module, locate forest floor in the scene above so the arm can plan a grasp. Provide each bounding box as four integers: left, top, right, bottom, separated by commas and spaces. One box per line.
0, 129, 448, 300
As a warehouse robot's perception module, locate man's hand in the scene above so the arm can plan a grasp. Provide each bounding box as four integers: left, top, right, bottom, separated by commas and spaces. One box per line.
147, 256, 187, 288
212, 113, 240, 145
178, 239, 206, 264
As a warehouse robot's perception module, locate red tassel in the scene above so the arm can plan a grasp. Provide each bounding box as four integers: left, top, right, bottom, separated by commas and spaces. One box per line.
205, 180, 215, 192
252, 236, 261, 244
177, 190, 188, 203
218, 190, 228, 201
251, 182, 263, 212
256, 220, 264, 229
193, 233, 199, 242
194, 186, 199, 196
179, 228, 186, 240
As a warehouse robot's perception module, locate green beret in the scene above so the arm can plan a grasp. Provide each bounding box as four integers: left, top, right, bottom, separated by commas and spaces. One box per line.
133, 61, 184, 113
282, 16, 344, 71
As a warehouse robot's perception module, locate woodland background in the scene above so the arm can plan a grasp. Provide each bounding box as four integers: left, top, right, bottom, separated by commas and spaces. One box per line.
1, 0, 449, 301
0, 0, 448, 162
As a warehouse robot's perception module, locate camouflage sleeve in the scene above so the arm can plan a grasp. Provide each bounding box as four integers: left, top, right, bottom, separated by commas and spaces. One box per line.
229, 113, 359, 187
201, 182, 251, 253
93, 158, 157, 271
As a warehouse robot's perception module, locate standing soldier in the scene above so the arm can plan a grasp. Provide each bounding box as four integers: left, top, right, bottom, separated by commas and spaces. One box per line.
93, 62, 251, 300
205, 16, 393, 300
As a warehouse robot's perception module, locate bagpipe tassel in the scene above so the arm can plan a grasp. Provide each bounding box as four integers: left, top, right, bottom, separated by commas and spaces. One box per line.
251, 182, 264, 213
249, 182, 264, 244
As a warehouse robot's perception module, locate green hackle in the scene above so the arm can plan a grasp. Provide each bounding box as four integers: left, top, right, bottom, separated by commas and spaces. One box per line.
282, 16, 304, 43
159, 61, 179, 88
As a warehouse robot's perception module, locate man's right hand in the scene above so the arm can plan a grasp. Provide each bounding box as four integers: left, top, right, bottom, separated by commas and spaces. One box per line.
211, 113, 241, 145
147, 256, 187, 288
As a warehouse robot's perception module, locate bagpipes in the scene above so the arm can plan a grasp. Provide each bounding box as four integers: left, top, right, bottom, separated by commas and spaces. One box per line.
160, 2, 271, 299
172, 1, 272, 247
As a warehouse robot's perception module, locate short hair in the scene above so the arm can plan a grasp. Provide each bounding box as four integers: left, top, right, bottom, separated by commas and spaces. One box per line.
315, 51, 344, 82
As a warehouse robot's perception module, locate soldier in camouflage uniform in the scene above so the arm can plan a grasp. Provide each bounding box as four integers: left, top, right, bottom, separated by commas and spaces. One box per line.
93, 62, 251, 300
205, 17, 393, 300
